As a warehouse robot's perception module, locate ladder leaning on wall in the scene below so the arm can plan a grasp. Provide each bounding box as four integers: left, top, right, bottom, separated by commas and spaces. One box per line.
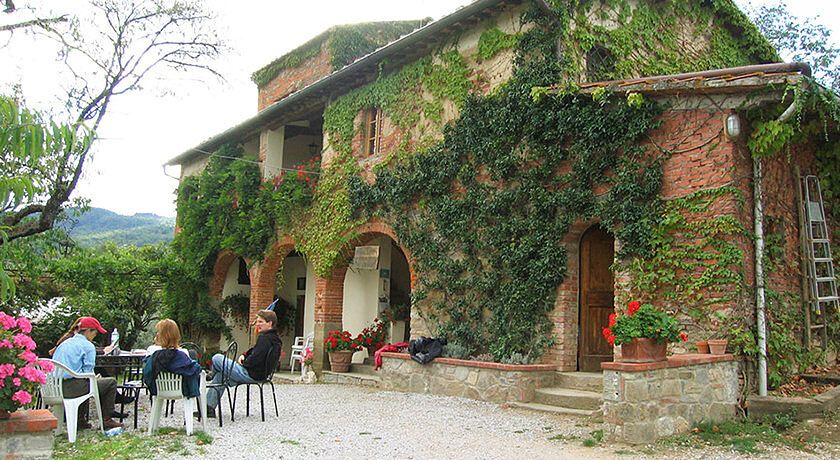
800, 175, 839, 349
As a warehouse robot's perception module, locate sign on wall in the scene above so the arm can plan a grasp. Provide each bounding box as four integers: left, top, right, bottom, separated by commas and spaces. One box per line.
351, 245, 380, 270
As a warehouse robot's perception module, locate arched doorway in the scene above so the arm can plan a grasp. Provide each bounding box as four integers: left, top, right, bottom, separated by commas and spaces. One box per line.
578, 225, 615, 372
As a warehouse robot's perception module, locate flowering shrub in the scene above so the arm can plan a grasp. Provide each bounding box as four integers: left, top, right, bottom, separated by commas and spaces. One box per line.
355, 318, 387, 352
323, 330, 360, 353
302, 347, 314, 367
0, 312, 50, 412
602, 301, 688, 346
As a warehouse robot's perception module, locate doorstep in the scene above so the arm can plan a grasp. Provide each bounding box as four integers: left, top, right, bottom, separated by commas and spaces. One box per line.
321, 370, 381, 388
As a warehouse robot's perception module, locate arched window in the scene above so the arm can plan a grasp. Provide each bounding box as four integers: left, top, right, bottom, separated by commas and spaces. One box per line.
585, 44, 616, 82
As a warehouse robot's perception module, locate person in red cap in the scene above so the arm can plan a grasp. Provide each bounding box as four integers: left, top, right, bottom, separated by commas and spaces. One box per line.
52, 316, 122, 429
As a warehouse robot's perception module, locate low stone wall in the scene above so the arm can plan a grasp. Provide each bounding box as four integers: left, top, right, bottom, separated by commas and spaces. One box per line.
379, 352, 556, 403
602, 354, 739, 445
0, 409, 58, 460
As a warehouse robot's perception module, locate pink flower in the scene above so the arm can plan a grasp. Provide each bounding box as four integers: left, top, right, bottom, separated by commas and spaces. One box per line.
12, 334, 36, 351
18, 350, 37, 364
11, 390, 31, 405
12, 377, 21, 387
18, 366, 46, 384
0, 312, 16, 330
37, 360, 54, 373
0, 340, 12, 349
15, 317, 32, 334
0, 363, 15, 379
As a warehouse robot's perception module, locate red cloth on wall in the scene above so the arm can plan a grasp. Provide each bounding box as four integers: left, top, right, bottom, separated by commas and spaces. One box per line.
374, 342, 409, 370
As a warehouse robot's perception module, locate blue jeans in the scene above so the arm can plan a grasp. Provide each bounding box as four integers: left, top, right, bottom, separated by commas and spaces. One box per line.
207, 353, 256, 409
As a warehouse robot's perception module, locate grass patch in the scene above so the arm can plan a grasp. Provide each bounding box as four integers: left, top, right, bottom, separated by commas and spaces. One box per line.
54, 429, 212, 460
582, 429, 603, 447
547, 433, 579, 442
280, 439, 301, 446
661, 419, 809, 454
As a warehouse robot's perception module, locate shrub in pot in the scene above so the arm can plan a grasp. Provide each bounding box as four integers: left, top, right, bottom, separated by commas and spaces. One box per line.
602, 301, 688, 363
323, 330, 360, 372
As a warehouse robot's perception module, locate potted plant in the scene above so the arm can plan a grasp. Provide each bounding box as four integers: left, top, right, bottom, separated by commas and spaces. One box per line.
602, 301, 688, 363
355, 318, 388, 358
301, 347, 316, 383
323, 330, 359, 373
0, 312, 50, 418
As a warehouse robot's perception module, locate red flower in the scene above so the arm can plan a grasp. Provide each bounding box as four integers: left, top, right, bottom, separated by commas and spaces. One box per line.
607, 334, 616, 346
608, 313, 617, 327
679, 331, 688, 342
366, 338, 373, 345
602, 327, 612, 339
627, 301, 641, 316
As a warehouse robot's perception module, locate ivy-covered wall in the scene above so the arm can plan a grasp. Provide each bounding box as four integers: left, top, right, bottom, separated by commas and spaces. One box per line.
171, 0, 840, 374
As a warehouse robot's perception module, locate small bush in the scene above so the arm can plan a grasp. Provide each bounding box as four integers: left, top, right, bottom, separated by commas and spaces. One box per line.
442, 342, 471, 359
500, 352, 532, 365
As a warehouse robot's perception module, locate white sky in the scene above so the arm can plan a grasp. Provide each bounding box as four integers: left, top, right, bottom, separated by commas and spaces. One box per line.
2, 0, 839, 217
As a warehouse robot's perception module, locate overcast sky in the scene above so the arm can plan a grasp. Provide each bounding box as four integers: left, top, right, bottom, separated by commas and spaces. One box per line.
2, 0, 839, 217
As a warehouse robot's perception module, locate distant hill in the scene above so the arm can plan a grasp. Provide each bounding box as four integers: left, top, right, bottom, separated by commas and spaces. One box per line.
61, 207, 175, 247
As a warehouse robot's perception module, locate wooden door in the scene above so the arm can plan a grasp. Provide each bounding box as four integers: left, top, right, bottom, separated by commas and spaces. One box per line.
295, 295, 305, 338
578, 226, 615, 372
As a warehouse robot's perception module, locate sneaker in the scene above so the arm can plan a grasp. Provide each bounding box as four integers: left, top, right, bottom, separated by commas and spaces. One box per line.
103, 418, 123, 430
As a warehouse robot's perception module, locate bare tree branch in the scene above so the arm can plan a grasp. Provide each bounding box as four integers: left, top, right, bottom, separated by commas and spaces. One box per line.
0, 15, 66, 33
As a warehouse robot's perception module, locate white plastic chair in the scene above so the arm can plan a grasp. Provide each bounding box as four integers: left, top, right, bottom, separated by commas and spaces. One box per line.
289, 333, 314, 373
147, 370, 207, 435
38, 358, 104, 443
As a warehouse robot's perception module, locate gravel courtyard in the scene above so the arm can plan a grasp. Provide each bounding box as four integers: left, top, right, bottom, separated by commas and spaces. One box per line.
115, 382, 839, 460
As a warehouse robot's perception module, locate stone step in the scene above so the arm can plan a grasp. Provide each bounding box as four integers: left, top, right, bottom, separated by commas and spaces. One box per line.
271, 372, 300, 384
321, 370, 381, 388
507, 401, 600, 418
534, 387, 602, 411
350, 363, 377, 376
554, 372, 603, 392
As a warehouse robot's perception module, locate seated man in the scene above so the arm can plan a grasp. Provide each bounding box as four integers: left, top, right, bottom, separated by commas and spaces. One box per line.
52, 316, 122, 429
206, 310, 281, 416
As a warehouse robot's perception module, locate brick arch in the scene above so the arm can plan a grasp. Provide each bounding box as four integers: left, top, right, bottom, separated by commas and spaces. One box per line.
209, 250, 247, 299
249, 235, 296, 323
342, 218, 417, 290
546, 220, 609, 371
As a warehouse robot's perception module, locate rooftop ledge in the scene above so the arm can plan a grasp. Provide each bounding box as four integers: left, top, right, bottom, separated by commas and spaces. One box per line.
601, 353, 737, 372
379, 351, 557, 372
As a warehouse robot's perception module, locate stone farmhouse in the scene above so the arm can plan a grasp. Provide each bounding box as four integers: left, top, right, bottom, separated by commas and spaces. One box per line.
165, 0, 838, 418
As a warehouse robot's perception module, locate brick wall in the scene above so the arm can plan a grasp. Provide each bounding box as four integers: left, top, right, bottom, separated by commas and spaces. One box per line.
256, 44, 333, 112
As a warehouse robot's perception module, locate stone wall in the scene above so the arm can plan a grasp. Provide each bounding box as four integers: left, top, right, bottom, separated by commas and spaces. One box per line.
0, 410, 58, 460
379, 352, 555, 403
602, 354, 740, 445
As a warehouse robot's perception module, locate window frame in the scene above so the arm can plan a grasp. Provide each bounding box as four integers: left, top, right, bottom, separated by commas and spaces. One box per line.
362, 107, 383, 156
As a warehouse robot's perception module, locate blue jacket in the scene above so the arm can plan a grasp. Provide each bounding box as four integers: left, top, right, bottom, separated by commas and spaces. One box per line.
142, 349, 201, 398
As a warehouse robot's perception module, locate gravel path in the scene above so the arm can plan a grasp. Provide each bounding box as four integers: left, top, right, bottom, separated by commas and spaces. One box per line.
120, 382, 840, 460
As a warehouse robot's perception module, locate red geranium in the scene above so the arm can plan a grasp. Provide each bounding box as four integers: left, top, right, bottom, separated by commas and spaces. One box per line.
324, 330, 360, 352
627, 301, 641, 316
355, 318, 388, 354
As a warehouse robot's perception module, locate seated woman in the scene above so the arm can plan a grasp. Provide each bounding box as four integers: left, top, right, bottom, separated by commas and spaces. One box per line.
206, 310, 281, 417
142, 319, 201, 400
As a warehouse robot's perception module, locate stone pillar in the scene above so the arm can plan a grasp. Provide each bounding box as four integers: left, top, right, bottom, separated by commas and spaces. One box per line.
0, 409, 58, 459
313, 266, 347, 373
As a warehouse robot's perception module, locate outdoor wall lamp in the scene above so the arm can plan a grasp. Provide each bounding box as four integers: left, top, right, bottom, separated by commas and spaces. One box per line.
725, 113, 741, 139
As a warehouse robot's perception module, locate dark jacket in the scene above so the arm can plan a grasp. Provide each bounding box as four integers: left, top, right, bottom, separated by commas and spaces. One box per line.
142, 349, 201, 398
243, 329, 282, 381
409, 336, 446, 364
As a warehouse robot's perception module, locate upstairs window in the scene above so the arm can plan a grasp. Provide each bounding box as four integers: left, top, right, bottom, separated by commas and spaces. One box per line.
585, 45, 616, 82
363, 107, 383, 156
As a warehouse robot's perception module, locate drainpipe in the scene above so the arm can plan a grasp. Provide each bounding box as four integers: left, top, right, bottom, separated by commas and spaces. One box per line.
753, 154, 768, 397
752, 63, 811, 397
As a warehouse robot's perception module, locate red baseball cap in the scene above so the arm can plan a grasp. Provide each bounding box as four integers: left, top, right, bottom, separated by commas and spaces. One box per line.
78, 317, 107, 334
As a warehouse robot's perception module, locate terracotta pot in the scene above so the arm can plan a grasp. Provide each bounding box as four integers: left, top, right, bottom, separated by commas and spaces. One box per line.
328, 350, 354, 372
621, 337, 667, 363
0, 409, 10, 419
695, 340, 710, 354
708, 339, 728, 355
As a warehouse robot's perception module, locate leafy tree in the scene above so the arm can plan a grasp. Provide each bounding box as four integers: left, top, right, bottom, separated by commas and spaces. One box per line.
743, 1, 840, 90
48, 243, 174, 350
0, 0, 223, 244
0, 96, 90, 300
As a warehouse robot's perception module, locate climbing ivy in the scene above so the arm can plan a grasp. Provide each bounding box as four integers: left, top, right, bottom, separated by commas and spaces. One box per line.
251, 21, 428, 87
476, 25, 521, 61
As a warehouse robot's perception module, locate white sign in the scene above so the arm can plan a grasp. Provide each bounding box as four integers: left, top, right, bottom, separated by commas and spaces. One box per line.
351, 245, 380, 270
